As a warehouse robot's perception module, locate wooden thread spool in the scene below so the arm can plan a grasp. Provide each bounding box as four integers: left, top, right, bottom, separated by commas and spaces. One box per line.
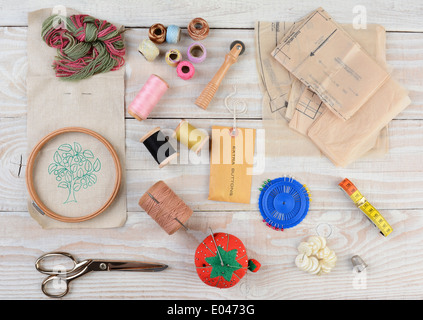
174, 120, 209, 154
195, 40, 245, 110
138, 180, 193, 235
140, 127, 178, 168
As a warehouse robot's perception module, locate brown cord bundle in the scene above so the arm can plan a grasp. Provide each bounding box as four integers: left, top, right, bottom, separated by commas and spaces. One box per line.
187, 17, 209, 40
138, 181, 193, 235
148, 23, 167, 44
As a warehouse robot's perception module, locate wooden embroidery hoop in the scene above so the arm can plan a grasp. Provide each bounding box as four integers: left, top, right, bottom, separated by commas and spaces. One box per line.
26, 127, 122, 223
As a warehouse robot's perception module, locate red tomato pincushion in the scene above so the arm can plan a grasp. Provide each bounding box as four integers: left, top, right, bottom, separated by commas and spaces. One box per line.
195, 232, 261, 288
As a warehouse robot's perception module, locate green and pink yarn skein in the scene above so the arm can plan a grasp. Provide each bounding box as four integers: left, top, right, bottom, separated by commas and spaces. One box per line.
41, 14, 125, 80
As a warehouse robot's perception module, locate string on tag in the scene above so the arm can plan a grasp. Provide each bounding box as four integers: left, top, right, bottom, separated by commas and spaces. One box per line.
224, 86, 247, 136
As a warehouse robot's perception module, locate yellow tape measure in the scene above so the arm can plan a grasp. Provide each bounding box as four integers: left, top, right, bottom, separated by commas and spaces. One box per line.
339, 178, 393, 237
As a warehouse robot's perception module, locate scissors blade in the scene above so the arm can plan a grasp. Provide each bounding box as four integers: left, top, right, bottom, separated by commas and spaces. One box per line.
90, 260, 168, 272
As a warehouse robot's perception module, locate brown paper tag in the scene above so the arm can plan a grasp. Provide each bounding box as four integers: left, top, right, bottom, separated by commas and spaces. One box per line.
208, 126, 255, 204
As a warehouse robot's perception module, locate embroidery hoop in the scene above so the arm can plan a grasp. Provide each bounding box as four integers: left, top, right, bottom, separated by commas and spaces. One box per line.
26, 127, 122, 223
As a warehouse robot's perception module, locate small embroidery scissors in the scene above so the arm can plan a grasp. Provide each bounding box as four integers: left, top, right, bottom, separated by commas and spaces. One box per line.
35, 252, 168, 298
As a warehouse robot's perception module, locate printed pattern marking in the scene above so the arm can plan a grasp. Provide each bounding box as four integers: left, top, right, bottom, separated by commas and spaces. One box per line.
296, 89, 324, 120
48, 142, 101, 204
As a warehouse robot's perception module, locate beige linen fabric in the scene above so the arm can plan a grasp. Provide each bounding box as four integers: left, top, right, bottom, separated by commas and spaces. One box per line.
26, 8, 127, 228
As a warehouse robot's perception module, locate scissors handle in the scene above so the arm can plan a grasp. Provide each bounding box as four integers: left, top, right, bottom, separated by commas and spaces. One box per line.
36, 252, 76, 274
41, 274, 70, 298
35, 252, 92, 298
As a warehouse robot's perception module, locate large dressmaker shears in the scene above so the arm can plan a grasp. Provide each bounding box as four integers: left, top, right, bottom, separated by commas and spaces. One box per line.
35, 252, 168, 298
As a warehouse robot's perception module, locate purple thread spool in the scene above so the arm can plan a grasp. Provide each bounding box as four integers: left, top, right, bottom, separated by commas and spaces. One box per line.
187, 42, 207, 63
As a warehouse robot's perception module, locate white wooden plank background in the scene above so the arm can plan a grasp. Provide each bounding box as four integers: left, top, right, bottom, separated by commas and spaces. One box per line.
0, 0, 423, 300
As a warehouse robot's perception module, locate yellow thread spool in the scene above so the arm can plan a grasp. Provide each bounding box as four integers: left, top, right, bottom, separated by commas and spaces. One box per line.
174, 120, 209, 153
165, 49, 182, 67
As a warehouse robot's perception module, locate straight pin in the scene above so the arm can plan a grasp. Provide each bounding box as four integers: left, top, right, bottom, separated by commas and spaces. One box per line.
147, 192, 160, 204
209, 227, 224, 266
174, 217, 188, 231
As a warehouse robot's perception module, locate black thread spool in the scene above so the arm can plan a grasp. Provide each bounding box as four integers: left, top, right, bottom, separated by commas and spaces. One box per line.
140, 127, 179, 168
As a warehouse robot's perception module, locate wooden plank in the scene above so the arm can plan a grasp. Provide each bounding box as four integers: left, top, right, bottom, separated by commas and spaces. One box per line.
0, 27, 27, 118
0, 0, 422, 32
2, 117, 422, 213
0, 27, 422, 120
0, 209, 422, 299
1, 1, 423, 301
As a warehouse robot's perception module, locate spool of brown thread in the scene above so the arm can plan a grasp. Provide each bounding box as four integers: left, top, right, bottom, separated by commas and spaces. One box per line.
187, 17, 209, 40
138, 180, 193, 235
148, 23, 167, 44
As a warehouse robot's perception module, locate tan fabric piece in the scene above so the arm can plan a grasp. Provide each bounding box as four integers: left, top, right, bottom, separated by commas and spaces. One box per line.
308, 77, 410, 167
254, 21, 389, 158
287, 24, 390, 159
255, 21, 322, 158
272, 7, 390, 121
26, 8, 127, 228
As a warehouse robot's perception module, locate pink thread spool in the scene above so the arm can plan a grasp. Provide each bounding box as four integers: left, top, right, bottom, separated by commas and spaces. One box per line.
128, 74, 169, 121
176, 61, 195, 80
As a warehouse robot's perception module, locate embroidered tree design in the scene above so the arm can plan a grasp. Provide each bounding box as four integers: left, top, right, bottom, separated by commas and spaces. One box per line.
48, 142, 101, 204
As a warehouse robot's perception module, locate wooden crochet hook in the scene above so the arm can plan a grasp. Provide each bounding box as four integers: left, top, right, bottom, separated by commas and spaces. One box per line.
195, 40, 245, 110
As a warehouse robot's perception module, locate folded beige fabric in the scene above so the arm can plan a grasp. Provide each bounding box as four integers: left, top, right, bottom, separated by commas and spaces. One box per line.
272, 7, 390, 121
255, 21, 389, 159
26, 8, 127, 228
255, 21, 322, 158
308, 77, 410, 167
288, 24, 390, 159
